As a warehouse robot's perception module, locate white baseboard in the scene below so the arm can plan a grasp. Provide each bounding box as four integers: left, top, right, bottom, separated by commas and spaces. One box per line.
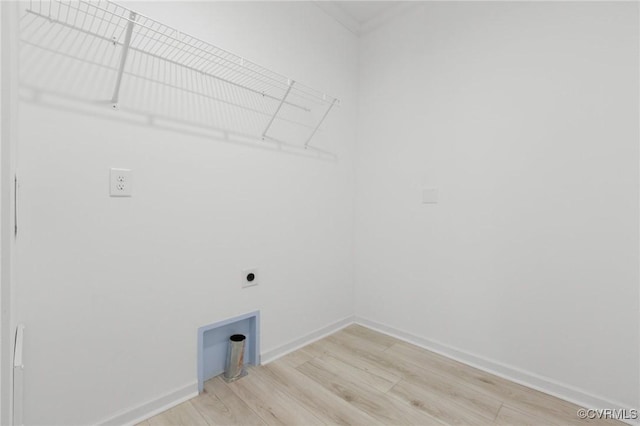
97, 381, 198, 426
95, 316, 637, 426
95, 315, 354, 426
355, 316, 638, 425
261, 315, 355, 364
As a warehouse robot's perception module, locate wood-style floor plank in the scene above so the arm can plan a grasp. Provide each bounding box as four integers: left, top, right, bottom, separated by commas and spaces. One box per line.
324, 330, 504, 422
275, 348, 315, 368
385, 341, 616, 425
192, 383, 266, 426
494, 404, 552, 426
312, 354, 400, 393
263, 359, 384, 425
203, 376, 237, 401
224, 366, 324, 426
147, 401, 208, 426
305, 334, 404, 384
142, 325, 625, 426
298, 358, 444, 425
340, 324, 398, 350
389, 377, 494, 426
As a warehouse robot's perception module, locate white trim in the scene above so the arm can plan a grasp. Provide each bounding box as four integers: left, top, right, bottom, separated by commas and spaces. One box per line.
261, 315, 355, 364
359, 3, 421, 36
73, 316, 639, 425
98, 315, 354, 425
313, 1, 419, 37
313, 2, 360, 36
355, 316, 639, 426
97, 381, 198, 426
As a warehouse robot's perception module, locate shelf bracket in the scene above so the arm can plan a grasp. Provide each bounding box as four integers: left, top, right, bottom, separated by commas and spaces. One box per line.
304, 98, 337, 149
111, 11, 137, 109
262, 80, 295, 140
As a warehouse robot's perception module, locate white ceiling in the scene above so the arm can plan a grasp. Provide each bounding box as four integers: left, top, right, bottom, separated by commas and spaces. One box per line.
315, 1, 412, 36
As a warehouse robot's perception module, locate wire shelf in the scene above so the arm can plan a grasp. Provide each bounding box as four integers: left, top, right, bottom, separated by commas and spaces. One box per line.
24, 0, 340, 148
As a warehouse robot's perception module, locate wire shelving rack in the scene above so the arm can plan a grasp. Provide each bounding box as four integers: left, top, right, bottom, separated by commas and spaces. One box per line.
24, 0, 340, 148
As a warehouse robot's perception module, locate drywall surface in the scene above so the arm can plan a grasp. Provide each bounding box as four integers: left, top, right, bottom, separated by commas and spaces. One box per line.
15, 1, 357, 424
1, 3, 20, 425
355, 2, 639, 408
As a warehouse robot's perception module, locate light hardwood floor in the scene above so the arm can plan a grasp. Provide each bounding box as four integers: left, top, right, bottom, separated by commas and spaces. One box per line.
139, 325, 623, 426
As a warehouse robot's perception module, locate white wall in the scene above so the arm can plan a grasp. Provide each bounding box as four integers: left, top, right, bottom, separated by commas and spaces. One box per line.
11, 1, 640, 423
355, 1, 639, 409
1, 2, 20, 425
14, 2, 358, 424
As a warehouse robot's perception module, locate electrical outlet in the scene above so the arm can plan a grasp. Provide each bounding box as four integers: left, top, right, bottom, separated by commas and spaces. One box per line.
110, 168, 132, 197
242, 268, 258, 288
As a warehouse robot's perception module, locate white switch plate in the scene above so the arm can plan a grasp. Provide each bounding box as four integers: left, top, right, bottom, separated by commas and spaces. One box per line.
422, 188, 439, 204
242, 268, 258, 288
110, 168, 132, 197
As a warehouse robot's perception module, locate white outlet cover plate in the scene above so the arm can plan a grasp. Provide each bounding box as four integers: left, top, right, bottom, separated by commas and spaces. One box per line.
242, 268, 258, 288
422, 188, 439, 204
110, 168, 132, 197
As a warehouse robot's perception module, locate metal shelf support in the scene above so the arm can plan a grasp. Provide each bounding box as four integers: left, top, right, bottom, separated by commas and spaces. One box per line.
305, 98, 336, 148
262, 80, 295, 140
111, 11, 137, 109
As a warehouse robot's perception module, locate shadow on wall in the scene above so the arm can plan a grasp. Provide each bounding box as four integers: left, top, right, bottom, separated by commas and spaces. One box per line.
18, 3, 338, 161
